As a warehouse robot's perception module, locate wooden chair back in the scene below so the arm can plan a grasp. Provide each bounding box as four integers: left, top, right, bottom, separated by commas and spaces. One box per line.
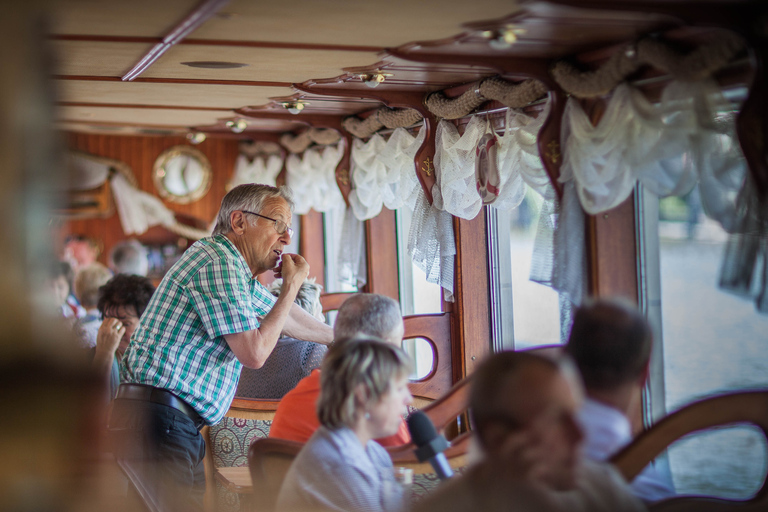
202, 398, 280, 510
610, 391, 768, 511
247, 438, 304, 512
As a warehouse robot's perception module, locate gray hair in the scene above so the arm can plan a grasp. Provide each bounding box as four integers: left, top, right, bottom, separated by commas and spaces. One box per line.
212, 184, 294, 236
108, 239, 148, 276
334, 293, 403, 342
268, 277, 324, 319
317, 336, 411, 429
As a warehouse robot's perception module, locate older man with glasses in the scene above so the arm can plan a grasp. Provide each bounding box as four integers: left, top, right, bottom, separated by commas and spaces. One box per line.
110, 184, 333, 510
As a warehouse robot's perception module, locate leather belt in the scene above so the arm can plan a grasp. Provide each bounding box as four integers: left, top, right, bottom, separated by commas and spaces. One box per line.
116, 383, 204, 430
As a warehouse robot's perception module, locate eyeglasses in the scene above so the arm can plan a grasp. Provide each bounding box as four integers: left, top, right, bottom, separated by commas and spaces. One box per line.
241, 210, 294, 238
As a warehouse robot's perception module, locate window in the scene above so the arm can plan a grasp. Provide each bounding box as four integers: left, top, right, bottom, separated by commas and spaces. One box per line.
639, 187, 768, 497
395, 207, 442, 316
396, 207, 441, 379
489, 187, 562, 351
322, 205, 360, 294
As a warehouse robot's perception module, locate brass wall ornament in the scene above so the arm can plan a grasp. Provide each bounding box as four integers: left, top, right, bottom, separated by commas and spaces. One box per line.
546, 140, 561, 164
337, 168, 350, 185
421, 156, 434, 177
152, 146, 212, 204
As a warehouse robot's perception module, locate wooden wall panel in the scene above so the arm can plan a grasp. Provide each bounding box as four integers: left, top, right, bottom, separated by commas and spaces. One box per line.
62, 132, 238, 263
364, 207, 399, 301
299, 209, 325, 287
587, 197, 639, 302
451, 210, 491, 382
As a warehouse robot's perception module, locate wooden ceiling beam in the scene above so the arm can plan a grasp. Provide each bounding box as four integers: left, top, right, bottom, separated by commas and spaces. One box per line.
57, 102, 231, 111
50, 34, 383, 53
53, 75, 291, 88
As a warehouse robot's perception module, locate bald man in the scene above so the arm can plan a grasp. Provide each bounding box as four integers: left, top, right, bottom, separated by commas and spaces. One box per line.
269, 293, 409, 447
415, 352, 646, 512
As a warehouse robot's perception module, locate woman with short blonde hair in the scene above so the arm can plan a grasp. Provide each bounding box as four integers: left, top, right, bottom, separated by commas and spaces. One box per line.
278, 337, 413, 512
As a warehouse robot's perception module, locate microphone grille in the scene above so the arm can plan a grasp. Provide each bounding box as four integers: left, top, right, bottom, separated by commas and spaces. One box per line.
407, 410, 438, 447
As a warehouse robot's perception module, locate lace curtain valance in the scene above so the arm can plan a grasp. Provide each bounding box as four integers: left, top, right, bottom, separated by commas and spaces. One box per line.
228, 153, 283, 190
348, 126, 426, 221
286, 142, 344, 215
558, 79, 742, 216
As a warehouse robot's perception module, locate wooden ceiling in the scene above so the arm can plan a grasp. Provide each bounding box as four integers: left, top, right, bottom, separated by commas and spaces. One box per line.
48, 0, 761, 140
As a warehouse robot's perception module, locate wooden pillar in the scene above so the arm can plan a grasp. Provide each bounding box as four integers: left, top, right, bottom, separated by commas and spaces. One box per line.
299, 210, 325, 288
586, 191, 639, 302
450, 210, 492, 382
364, 207, 399, 301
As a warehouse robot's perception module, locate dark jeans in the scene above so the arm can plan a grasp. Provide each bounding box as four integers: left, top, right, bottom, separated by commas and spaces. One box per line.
108, 398, 206, 511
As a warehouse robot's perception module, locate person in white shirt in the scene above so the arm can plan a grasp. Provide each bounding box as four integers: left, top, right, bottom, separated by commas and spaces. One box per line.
564, 298, 675, 503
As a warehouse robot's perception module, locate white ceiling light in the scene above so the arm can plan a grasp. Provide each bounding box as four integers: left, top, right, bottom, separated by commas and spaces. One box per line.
225, 119, 248, 133
186, 132, 206, 144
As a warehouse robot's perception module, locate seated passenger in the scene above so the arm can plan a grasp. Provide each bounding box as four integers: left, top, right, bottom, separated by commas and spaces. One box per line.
45, 260, 83, 321
108, 238, 149, 276
235, 277, 327, 399
414, 352, 646, 512
276, 337, 412, 512
269, 293, 410, 447
565, 298, 675, 503
73, 262, 113, 348
91, 274, 155, 401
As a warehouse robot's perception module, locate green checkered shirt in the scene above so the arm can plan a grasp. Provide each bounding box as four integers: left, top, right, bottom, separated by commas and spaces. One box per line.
121, 234, 276, 425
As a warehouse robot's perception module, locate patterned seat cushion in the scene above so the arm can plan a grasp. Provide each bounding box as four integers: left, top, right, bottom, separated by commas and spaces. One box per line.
210, 417, 272, 468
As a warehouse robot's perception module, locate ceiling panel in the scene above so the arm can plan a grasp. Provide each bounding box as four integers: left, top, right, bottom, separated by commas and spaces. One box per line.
52, 41, 156, 77
55, 80, 293, 109
56, 106, 234, 128
190, 0, 521, 47
49, 0, 199, 37
143, 45, 381, 83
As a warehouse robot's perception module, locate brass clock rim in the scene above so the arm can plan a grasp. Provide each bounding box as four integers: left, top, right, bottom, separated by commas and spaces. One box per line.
152, 145, 212, 205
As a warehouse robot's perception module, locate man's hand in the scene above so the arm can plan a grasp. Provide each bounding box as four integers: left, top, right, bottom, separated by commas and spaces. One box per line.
275, 253, 309, 289
476, 430, 549, 485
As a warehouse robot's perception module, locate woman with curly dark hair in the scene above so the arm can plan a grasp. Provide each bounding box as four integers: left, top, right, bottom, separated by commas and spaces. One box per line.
92, 274, 155, 400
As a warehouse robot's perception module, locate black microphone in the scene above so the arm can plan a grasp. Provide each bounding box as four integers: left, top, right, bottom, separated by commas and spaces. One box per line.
406, 410, 454, 480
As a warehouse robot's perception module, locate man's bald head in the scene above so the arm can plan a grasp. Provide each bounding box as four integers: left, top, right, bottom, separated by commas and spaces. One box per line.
470, 351, 584, 491
334, 293, 404, 347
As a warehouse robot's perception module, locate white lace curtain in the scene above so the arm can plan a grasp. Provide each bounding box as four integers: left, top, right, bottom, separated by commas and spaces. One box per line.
558, 78, 768, 313
559, 79, 744, 220
348, 126, 425, 220
228, 153, 283, 190
343, 104, 557, 298
286, 141, 344, 215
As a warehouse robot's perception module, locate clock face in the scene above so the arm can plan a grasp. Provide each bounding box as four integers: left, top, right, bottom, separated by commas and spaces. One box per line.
152, 146, 212, 204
